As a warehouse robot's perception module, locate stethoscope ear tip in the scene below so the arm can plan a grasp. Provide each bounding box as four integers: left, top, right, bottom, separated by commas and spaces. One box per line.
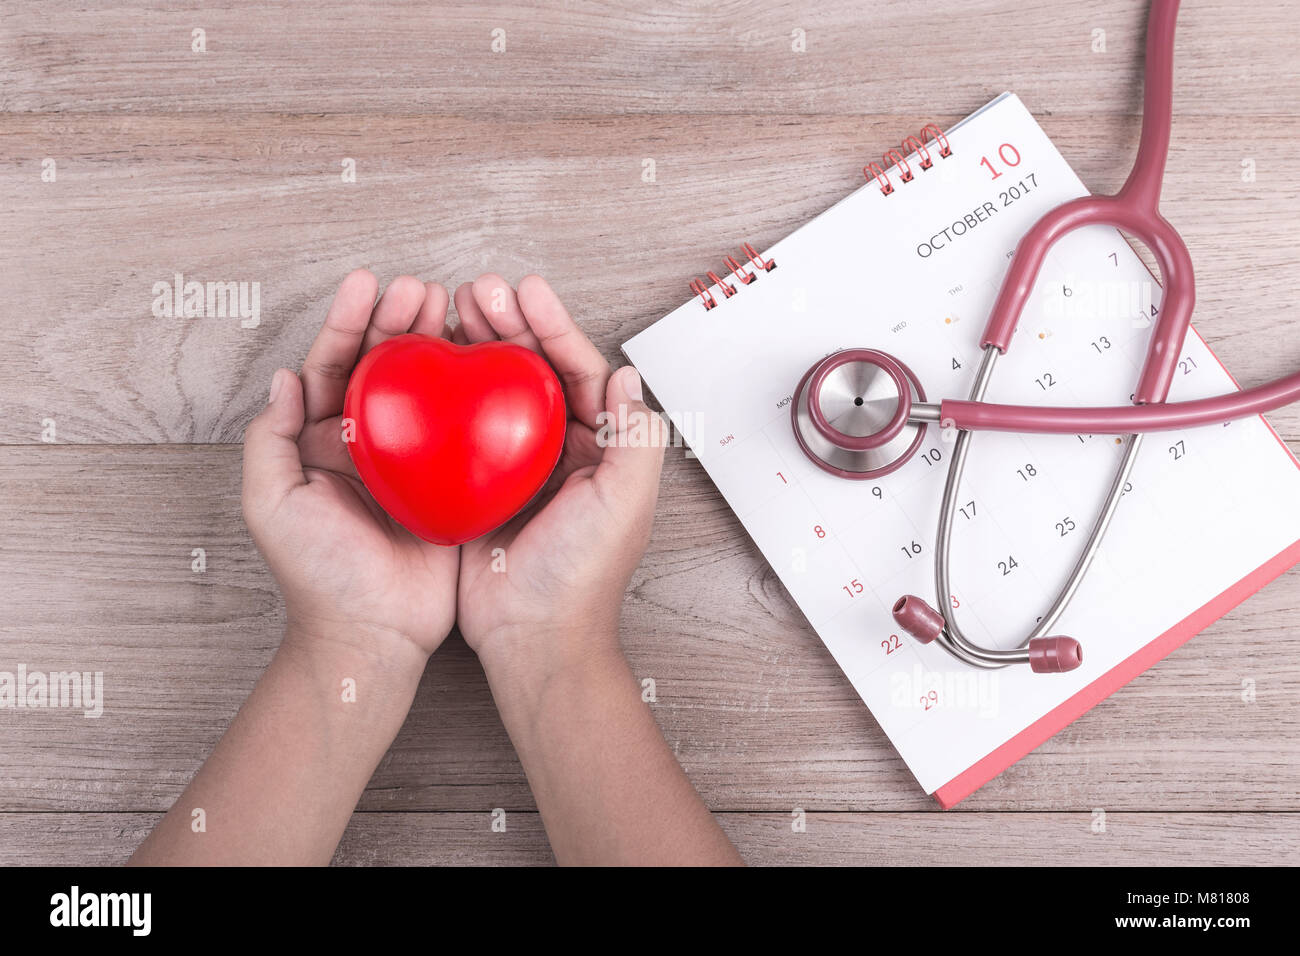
894, 594, 1085, 673
1028, 636, 1083, 673
893, 594, 945, 644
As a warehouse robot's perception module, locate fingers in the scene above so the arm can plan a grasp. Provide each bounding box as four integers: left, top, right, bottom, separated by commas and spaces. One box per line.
453, 282, 497, 344
360, 274, 427, 355
450, 273, 612, 431
301, 269, 378, 423
470, 274, 543, 352
410, 282, 451, 339
516, 274, 610, 428
242, 369, 308, 522
297, 417, 357, 475
592, 365, 667, 519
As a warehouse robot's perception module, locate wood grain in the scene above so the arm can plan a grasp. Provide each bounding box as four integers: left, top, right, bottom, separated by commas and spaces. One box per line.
1, 1, 1295, 117
2, 445, 1298, 814
4, 0, 1300, 866
1, 113, 1297, 443
2, 811, 1294, 866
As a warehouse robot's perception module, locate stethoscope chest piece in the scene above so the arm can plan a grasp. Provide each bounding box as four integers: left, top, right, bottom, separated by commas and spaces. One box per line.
791, 349, 928, 479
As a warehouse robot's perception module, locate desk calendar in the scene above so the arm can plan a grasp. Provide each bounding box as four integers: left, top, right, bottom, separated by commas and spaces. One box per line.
623, 92, 1300, 805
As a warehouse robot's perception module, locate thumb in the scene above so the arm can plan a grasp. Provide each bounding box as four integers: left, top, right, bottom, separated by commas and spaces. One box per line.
241, 368, 307, 519
592, 365, 667, 514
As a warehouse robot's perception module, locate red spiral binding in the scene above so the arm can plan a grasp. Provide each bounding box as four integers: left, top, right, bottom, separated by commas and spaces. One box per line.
883, 148, 914, 183
901, 134, 933, 170
686, 121, 954, 309
706, 270, 737, 299
921, 122, 952, 158
864, 161, 894, 196
689, 277, 717, 310
688, 241, 776, 310
863, 120, 954, 193
742, 242, 775, 273
724, 254, 757, 285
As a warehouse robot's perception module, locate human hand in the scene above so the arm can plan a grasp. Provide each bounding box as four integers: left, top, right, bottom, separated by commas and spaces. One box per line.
241, 270, 460, 671
450, 274, 667, 676
443, 280, 741, 865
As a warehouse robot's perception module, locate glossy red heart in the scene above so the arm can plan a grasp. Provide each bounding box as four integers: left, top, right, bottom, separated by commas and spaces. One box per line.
343, 333, 566, 545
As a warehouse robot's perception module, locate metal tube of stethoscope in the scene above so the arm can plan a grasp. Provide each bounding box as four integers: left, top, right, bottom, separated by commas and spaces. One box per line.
891, 345, 1144, 674
896, 349, 1024, 667
931, 349, 1032, 668
789, 343, 1145, 673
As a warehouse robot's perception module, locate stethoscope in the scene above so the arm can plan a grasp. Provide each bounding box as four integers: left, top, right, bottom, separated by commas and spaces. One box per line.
791, 0, 1300, 674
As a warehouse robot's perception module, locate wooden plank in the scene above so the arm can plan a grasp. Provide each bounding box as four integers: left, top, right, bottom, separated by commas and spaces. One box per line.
1, 811, 1295, 866
1, 112, 1298, 444
5, 0, 1299, 869
2, 444, 1298, 813
1, 1, 1294, 117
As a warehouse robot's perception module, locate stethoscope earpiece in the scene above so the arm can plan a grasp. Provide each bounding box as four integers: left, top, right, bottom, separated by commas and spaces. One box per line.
893, 595, 1083, 673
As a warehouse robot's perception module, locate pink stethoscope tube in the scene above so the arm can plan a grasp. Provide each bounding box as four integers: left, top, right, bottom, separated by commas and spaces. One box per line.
792, 0, 1300, 675
942, 368, 1300, 434
950, 0, 1298, 437
894, 0, 1300, 676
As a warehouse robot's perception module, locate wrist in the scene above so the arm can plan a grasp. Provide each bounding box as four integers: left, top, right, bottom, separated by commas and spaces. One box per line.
281, 615, 432, 687
477, 623, 628, 718
475, 616, 621, 681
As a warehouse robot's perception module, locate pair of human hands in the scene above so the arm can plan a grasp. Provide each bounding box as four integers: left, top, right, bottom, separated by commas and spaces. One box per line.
242, 270, 667, 678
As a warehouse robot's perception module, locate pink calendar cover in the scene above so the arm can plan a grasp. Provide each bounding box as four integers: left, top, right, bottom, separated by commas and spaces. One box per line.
624, 92, 1300, 806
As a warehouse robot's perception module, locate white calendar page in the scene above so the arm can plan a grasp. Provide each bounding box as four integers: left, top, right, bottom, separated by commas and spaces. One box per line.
623, 92, 1300, 804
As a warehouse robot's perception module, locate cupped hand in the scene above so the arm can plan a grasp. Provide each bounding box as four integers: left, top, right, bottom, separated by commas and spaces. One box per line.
241, 270, 460, 666
450, 274, 668, 671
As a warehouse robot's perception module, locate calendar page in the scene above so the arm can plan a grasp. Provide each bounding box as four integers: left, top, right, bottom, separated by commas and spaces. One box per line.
623, 92, 1300, 805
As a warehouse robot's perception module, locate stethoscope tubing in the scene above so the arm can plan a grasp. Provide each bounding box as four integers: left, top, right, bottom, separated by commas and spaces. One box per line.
937, 365, 1300, 434
801, 0, 1295, 673
914, 0, 1298, 439
914, 349, 1148, 672
902, 0, 1252, 672
978, 0, 1191, 408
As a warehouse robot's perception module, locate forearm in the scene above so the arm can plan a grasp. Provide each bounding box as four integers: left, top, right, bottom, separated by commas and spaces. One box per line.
130, 626, 426, 866
482, 634, 742, 866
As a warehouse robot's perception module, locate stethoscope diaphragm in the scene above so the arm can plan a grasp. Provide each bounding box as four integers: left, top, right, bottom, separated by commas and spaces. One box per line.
791, 348, 929, 479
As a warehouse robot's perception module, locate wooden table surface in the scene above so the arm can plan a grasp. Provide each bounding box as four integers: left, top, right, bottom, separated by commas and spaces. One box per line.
3, 0, 1299, 865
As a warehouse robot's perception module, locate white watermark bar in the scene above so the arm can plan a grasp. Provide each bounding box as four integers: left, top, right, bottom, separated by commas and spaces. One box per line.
0, 665, 104, 718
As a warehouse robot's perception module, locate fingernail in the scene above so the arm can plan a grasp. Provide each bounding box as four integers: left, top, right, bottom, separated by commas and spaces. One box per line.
269, 370, 284, 404
621, 366, 643, 401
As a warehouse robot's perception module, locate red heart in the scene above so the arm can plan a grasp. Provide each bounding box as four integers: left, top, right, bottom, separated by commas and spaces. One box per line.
343, 333, 566, 545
